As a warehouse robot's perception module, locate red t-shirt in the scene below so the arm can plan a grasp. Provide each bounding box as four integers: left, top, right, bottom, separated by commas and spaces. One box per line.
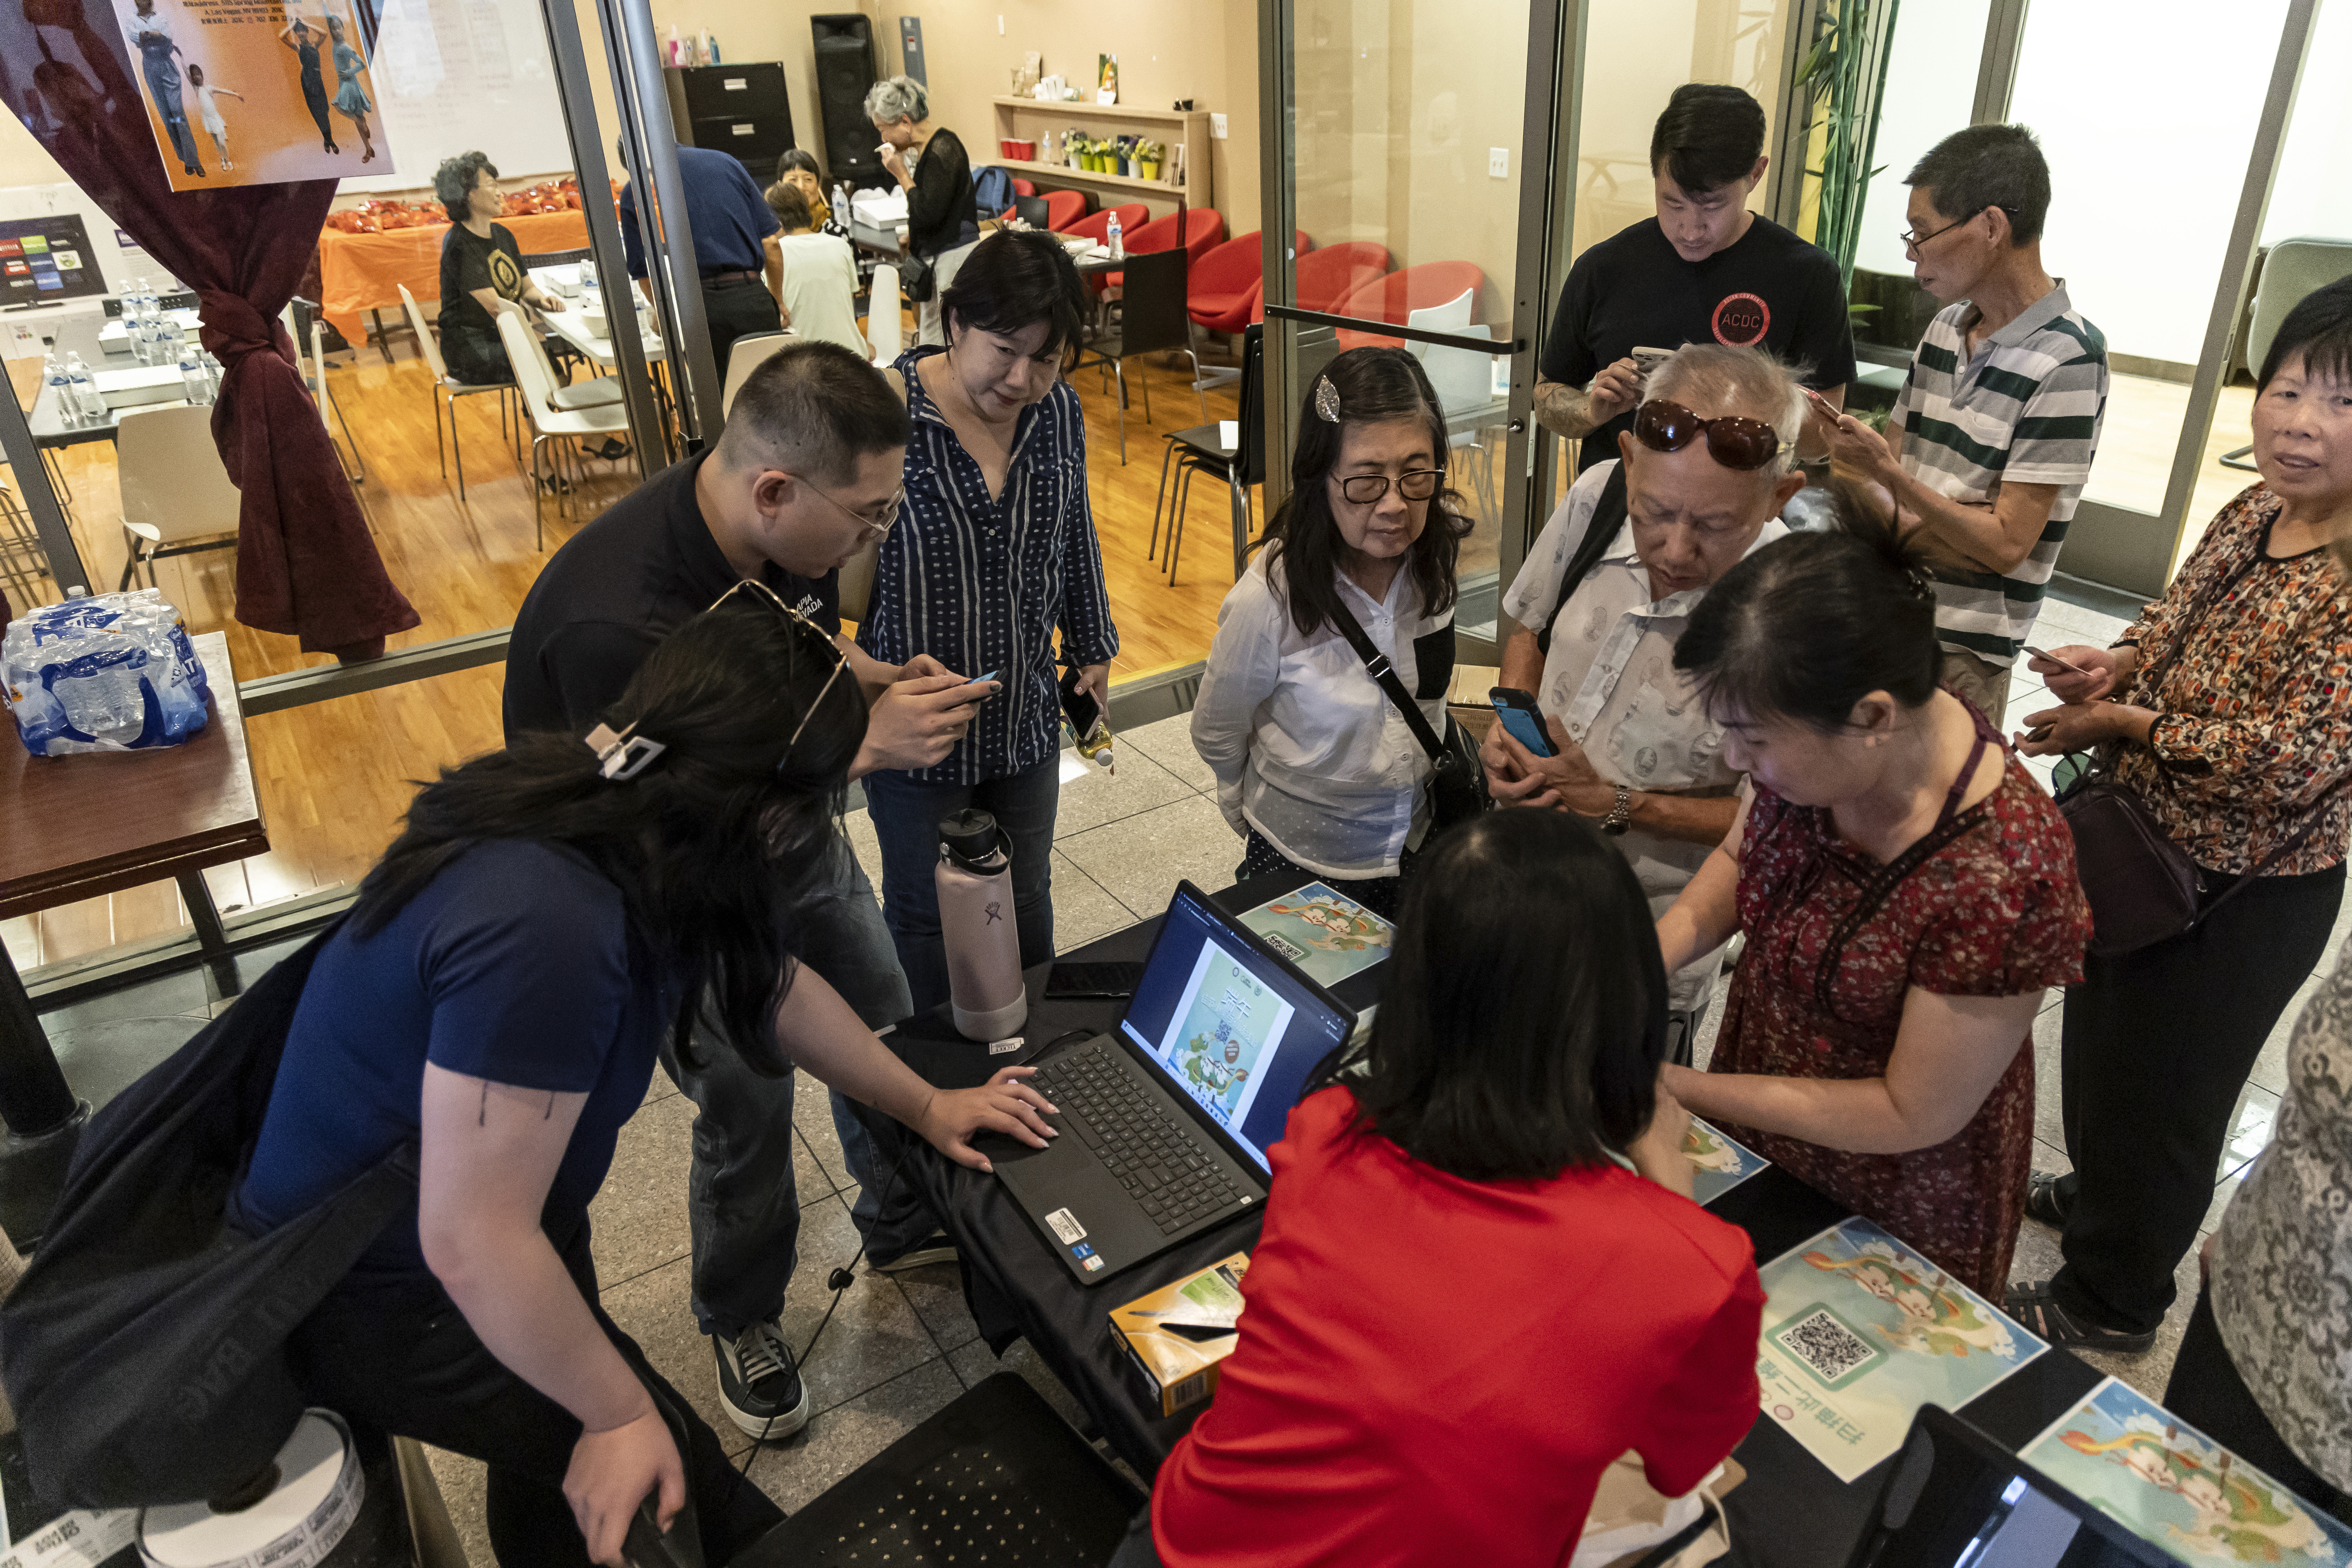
1150, 1086, 1765, 1568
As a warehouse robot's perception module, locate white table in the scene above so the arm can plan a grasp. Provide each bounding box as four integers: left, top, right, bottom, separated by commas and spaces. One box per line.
534, 299, 665, 370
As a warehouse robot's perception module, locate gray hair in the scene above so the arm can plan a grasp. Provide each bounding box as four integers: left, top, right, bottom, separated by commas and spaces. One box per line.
1641, 343, 1808, 478
863, 75, 927, 126
433, 151, 497, 225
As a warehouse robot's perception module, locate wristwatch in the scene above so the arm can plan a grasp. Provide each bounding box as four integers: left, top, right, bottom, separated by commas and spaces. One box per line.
1599, 784, 1633, 836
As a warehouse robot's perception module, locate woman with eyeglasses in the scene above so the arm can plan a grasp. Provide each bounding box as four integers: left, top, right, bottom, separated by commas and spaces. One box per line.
238, 600, 1058, 1568
1652, 521, 2091, 1296
1189, 347, 1474, 918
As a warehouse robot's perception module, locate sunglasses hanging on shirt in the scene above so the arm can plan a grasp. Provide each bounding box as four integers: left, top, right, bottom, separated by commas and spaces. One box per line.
1632, 398, 1782, 472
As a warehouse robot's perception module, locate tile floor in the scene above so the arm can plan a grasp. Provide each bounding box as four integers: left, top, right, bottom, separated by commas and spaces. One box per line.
27, 597, 2348, 1562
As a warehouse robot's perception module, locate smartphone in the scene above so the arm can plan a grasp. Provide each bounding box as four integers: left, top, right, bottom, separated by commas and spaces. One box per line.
1045, 960, 1144, 999
1631, 345, 1674, 375
2022, 644, 2091, 677
1059, 664, 1103, 740
1488, 687, 1557, 758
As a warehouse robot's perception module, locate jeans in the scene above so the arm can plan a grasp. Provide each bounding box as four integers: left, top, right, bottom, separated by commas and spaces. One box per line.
664, 835, 935, 1336
141, 44, 201, 171
2164, 1287, 2352, 1526
864, 759, 1060, 1015
290, 1219, 783, 1568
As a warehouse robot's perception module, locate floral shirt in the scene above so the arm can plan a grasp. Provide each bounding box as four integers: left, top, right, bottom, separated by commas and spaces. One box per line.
2113, 483, 2352, 877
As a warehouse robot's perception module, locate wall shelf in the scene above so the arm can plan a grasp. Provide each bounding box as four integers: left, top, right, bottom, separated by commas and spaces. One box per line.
989, 98, 1212, 216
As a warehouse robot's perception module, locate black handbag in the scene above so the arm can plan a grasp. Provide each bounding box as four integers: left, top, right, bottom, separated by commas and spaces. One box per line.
1326, 598, 1489, 834
0, 920, 420, 1507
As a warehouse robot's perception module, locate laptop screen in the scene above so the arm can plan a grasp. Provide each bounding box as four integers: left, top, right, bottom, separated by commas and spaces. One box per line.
1120, 884, 1356, 1174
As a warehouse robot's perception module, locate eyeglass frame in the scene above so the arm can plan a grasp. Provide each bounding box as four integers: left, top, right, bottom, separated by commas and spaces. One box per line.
779, 470, 903, 541
1898, 205, 2018, 255
1332, 468, 1446, 506
702, 578, 853, 764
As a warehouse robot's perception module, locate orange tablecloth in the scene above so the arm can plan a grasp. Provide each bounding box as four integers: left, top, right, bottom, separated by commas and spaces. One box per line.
317, 209, 592, 345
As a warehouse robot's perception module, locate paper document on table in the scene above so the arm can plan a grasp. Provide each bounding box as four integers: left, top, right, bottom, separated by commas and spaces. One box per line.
2020, 1377, 2352, 1565
852, 188, 909, 225
1682, 1119, 1768, 1206
1754, 1216, 2046, 1483
1237, 883, 1392, 989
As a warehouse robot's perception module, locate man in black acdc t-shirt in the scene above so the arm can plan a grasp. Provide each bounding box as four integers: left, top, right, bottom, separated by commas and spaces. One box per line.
1536, 85, 1856, 474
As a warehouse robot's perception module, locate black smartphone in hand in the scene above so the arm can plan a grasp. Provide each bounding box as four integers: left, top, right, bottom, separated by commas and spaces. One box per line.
1059, 664, 1102, 738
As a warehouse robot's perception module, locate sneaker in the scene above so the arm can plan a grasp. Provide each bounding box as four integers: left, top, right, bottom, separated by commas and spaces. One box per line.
713, 1319, 811, 1440
870, 1232, 958, 1273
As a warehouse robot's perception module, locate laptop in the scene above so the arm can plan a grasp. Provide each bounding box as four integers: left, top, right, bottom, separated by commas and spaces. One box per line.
987, 880, 1358, 1285
1842, 1406, 2183, 1567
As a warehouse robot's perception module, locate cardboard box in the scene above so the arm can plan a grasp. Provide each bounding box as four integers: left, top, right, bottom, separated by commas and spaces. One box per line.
1109, 1253, 1249, 1416
1447, 662, 1501, 744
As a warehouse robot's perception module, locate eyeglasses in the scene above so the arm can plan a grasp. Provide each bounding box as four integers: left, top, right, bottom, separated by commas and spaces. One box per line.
1632, 398, 1782, 472
1334, 469, 1445, 505
1898, 206, 2015, 254
704, 579, 851, 764
787, 472, 903, 540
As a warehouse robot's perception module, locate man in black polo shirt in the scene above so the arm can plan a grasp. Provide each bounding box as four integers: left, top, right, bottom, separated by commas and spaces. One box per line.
507, 342, 988, 1443
1535, 83, 1856, 473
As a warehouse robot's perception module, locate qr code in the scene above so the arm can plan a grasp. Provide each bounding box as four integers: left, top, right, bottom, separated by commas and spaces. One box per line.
1776, 1308, 1878, 1385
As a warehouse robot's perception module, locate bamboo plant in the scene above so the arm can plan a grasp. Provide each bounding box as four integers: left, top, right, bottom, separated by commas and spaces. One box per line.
1796, 0, 1902, 292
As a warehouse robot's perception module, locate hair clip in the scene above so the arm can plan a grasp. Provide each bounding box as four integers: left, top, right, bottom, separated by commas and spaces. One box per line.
1312, 375, 1342, 424
585, 721, 667, 781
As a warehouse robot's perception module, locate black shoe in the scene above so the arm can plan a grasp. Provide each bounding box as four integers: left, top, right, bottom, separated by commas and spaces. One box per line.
2025, 1169, 2069, 1229
871, 1231, 958, 1273
592, 437, 632, 461
2003, 1281, 2157, 1354
713, 1319, 811, 1440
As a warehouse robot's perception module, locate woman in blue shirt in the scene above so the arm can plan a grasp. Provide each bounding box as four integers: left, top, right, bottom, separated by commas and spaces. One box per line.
856, 230, 1119, 1012
242, 595, 1058, 1568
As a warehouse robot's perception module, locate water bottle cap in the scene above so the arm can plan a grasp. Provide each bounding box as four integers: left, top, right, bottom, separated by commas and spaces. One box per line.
938, 808, 1005, 867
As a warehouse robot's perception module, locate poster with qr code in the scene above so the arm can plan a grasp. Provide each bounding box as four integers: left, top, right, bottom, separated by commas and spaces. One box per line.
1754, 1217, 2047, 1482
2019, 1377, 2352, 1564
1683, 1118, 1769, 1206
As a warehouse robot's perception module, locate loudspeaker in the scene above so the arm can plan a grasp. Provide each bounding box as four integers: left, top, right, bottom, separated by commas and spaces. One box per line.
811, 14, 883, 191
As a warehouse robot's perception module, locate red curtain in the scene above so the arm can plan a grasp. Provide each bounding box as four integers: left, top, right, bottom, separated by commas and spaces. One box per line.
0, 0, 416, 661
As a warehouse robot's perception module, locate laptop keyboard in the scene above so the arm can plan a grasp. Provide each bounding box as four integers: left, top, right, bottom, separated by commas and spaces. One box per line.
1033, 1043, 1254, 1234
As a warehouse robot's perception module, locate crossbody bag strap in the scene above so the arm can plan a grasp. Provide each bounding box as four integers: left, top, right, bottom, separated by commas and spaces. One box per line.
2192, 769, 2352, 929
1327, 595, 1451, 766
1535, 461, 1631, 657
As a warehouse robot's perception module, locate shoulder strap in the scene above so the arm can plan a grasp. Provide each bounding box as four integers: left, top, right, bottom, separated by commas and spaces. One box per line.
1327, 595, 1451, 767
1535, 461, 1631, 656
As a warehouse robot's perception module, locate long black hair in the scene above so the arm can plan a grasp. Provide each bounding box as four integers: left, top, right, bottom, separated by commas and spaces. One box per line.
354, 598, 867, 1073
1673, 518, 1942, 731
1305, 810, 1667, 1180
1258, 347, 1474, 638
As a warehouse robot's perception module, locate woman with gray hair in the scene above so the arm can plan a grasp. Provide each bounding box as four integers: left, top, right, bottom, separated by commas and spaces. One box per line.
433, 151, 566, 388
866, 74, 977, 345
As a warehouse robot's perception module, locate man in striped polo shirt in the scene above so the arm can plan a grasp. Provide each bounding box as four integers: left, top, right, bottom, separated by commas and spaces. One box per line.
1818, 123, 2109, 726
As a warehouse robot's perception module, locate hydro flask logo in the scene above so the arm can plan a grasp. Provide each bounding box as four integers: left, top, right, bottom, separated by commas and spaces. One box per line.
985, 901, 1004, 924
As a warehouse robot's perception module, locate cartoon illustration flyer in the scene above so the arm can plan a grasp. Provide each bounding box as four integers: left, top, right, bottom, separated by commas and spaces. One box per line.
1683, 1118, 1769, 1206
1755, 1217, 2047, 1483
2021, 1377, 2352, 1564
1154, 942, 1296, 1132
1238, 882, 1392, 988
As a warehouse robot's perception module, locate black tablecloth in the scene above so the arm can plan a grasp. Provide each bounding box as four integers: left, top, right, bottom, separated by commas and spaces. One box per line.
856, 873, 2103, 1568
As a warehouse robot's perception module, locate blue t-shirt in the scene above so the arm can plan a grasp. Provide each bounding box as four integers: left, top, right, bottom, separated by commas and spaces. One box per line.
619, 145, 779, 279
237, 840, 674, 1277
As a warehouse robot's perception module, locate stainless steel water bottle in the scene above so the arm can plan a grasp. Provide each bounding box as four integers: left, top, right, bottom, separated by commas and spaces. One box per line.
936, 809, 1027, 1040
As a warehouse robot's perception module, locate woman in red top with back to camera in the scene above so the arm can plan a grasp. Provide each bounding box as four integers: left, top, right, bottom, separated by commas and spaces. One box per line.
1117, 809, 1766, 1568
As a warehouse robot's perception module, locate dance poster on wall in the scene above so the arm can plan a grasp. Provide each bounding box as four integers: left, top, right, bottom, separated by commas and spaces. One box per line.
117, 0, 394, 191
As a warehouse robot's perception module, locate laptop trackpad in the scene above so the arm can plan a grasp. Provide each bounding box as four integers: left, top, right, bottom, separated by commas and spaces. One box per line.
991, 1130, 1170, 1275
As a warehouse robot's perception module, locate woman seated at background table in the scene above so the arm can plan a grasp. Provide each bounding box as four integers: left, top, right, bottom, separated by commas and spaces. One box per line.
431, 149, 566, 388
1190, 347, 1474, 919
773, 148, 851, 240
1115, 809, 1764, 1568
1653, 523, 2091, 1296
763, 181, 867, 358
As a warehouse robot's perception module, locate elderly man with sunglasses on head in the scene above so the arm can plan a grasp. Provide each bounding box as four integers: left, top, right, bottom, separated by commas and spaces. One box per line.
1485, 343, 1808, 1062
505, 341, 992, 1453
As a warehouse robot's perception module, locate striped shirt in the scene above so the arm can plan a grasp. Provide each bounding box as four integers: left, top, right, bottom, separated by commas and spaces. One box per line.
855, 347, 1120, 785
1891, 282, 2108, 664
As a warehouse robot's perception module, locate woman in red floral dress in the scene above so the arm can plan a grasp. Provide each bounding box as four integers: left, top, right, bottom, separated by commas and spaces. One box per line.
1655, 525, 2091, 1295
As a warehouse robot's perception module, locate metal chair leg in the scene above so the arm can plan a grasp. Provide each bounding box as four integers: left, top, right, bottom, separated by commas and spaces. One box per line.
531, 434, 545, 551
1139, 362, 1152, 429
1182, 348, 1209, 425
1168, 461, 1195, 587
434, 387, 447, 479
1149, 441, 1180, 560
1112, 359, 1128, 465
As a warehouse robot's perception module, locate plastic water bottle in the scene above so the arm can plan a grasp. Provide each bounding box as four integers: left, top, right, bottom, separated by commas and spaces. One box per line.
834, 183, 852, 227
1105, 213, 1123, 260
179, 342, 207, 404
65, 353, 104, 420
580, 256, 601, 315
43, 353, 74, 424
935, 809, 1027, 1041
202, 351, 224, 401
50, 642, 148, 741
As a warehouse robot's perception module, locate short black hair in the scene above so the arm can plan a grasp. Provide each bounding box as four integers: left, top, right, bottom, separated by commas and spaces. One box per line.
766, 181, 813, 232
1649, 84, 1767, 193
775, 149, 822, 182
940, 229, 1087, 363
718, 340, 909, 485
1905, 123, 2051, 246
1308, 811, 1668, 1181
433, 151, 497, 225
1674, 519, 1943, 731
2257, 275, 2352, 393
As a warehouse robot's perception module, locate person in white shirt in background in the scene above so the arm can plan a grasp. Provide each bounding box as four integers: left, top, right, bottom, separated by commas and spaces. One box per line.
185, 64, 242, 172
1484, 343, 1808, 1060
763, 181, 868, 358
1191, 347, 1475, 919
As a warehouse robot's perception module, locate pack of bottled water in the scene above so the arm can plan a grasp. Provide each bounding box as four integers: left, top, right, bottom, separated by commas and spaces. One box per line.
2, 589, 213, 756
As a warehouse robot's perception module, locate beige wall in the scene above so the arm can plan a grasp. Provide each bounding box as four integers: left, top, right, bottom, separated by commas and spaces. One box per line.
877, 0, 1260, 234
1, 113, 71, 188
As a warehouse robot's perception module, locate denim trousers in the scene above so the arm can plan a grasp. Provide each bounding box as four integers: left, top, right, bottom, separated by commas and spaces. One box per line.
663, 833, 936, 1337
141, 44, 201, 169
863, 759, 1060, 1016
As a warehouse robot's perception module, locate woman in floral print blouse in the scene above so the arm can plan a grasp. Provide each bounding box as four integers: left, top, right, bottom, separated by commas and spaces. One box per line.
2010, 279, 2352, 1353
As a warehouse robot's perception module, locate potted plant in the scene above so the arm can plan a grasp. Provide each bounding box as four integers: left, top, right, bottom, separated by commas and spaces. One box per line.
1135, 138, 1165, 182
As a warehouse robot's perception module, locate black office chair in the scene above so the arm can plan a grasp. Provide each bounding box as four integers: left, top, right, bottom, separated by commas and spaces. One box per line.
730, 1374, 1143, 1568
1072, 247, 1196, 465
1151, 323, 1263, 588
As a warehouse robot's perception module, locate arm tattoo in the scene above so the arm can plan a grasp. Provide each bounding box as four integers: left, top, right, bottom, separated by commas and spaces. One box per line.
1532, 380, 1593, 438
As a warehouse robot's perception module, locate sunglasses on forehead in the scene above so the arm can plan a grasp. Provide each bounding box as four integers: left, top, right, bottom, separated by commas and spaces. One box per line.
1633, 398, 1783, 472
704, 579, 851, 766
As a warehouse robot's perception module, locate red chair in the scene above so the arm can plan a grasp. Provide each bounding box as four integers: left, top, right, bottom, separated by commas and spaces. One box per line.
1292, 241, 1394, 315
1011, 178, 1036, 197
1100, 208, 1227, 292
1331, 260, 1487, 349
1187, 230, 1314, 334
1060, 202, 1149, 249
1042, 190, 1091, 231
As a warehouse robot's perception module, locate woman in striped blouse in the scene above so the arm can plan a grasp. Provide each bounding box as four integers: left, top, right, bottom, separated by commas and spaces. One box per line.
2010, 279, 2352, 1353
